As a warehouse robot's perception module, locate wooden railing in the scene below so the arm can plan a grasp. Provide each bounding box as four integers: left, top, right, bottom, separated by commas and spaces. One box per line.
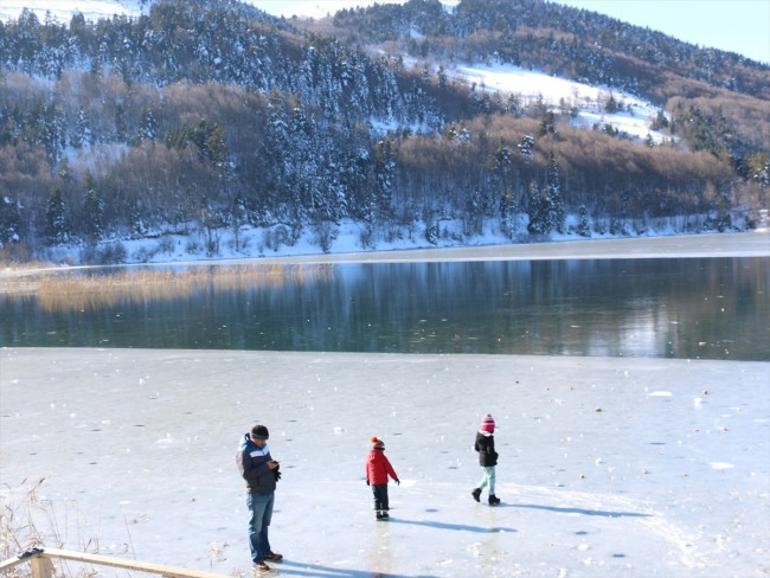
0, 547, 231, 578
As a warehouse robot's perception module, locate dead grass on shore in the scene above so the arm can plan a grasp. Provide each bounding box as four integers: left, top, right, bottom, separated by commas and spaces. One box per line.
1, 479, 241, 577
30, 264, 331, 312
0, 480, 124, 578
1, 479, 47, 569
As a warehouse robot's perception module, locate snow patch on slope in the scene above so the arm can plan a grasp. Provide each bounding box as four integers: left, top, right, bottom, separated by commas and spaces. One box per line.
449, 63, 670, 143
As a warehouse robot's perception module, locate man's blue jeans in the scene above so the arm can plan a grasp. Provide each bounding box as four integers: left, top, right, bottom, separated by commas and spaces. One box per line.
247, 492, 274, 563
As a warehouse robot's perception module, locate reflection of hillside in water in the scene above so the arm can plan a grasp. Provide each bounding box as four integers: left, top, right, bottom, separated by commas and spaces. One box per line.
35, 265, 333, 312
1, 258, 767, 360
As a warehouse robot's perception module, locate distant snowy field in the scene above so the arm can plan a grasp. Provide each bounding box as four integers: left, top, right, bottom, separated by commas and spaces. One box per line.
2, 349, 768, 577
448, 63, 669, 144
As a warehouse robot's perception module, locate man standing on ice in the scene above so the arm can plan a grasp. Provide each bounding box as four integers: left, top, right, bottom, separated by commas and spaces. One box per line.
238, 424, 283, 572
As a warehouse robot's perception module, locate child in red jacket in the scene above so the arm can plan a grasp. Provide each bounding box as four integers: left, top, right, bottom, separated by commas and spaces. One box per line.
365, 436, 400, 520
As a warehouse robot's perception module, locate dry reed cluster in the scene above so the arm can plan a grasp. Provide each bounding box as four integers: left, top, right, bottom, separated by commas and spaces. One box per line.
32, 265, 331, 311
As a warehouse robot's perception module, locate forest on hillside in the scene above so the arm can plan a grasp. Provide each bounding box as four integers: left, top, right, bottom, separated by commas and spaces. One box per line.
0, 0, 767, 262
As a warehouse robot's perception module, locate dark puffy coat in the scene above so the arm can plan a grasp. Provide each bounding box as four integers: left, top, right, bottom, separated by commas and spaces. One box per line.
474, 432, 498, 467
237, 433, 277, 494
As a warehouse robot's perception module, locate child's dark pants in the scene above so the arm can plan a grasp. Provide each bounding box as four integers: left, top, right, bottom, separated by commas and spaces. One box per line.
371, 484, 389, 511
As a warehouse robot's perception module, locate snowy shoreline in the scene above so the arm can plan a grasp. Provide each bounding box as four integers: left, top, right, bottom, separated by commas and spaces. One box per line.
2, 348, 768, 577
4, 230, 769, 279
216, 229, 770, 266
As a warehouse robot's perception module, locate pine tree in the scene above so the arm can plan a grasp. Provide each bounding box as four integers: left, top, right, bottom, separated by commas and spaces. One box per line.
205, 126, 228, 166
546, 152, 565, 233
526, 182, 546, 235
651, 110, 669, 130
115, 103, 128, 142
746, 152, 769, 188
577, 204, 591, 237
464, 188, 484, 236
45, 188, 68, 244
139, 108, 158, 142
505, 94, 521, 115
70, 107, 91, 148
494, 141, 512, 175
538, 111, 556, 137
500, 189, 517, 239
287, 106, 316, 222
517, 135, 535, 163
82, 172, 104, 241
495, 140, 517, 239
374, 138, 396, 222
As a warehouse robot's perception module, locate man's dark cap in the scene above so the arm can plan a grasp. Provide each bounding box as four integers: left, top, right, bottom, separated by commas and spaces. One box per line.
251, 424, 269, 440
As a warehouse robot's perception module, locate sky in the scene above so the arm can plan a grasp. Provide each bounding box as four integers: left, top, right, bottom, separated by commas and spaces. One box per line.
250, 0, 770, 64
553, 0, 770, 64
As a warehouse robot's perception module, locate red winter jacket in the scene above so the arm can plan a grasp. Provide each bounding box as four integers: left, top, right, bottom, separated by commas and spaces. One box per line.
366, 448, 399, 485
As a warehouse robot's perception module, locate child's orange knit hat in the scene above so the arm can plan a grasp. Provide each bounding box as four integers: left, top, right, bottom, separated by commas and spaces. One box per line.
370, 436, 385, 448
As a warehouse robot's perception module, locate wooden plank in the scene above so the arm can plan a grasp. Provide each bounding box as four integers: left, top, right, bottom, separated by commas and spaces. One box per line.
29, 557, 53, 578
0, 555, 34, 572
39, 549, 230, 578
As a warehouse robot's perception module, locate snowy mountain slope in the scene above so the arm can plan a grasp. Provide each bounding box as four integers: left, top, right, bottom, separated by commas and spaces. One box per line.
0, 0, 761, 261
449, 63, 670, 144
0, 0, 700, 146
371, 56, 671, 143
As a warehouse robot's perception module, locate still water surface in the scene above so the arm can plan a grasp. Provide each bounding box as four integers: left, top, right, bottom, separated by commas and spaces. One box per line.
1, 258, 768, 360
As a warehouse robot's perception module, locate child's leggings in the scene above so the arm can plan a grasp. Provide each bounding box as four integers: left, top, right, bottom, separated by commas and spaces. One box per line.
478, 466, 496, 494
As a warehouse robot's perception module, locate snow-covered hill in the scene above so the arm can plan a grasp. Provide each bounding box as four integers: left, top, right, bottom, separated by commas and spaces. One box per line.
449, 63, 670, 144
0, 1, 669, 146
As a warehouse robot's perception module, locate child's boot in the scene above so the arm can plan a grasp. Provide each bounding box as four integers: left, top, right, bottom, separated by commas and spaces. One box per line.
488, 494, 501, 506
381, 510, 389, 519
376, 510, 384, 520
471, 488, 481, 502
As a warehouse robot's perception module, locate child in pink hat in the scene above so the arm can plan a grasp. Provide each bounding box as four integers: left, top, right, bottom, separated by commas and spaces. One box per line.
472, 414, 500, 505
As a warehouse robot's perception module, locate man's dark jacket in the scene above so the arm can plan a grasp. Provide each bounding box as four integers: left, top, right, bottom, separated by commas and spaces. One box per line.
237, 433, 277, 494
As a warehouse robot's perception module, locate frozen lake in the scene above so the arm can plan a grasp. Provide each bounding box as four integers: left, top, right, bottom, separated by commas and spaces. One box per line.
1, 257, 769, 360
1, 348, 768, 577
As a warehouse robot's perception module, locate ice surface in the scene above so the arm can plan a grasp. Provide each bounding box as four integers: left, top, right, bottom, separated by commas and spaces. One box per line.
2, 348, 768, 577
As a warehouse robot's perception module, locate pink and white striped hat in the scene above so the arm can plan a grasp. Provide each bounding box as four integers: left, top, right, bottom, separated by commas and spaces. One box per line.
480, 414, 496, 433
